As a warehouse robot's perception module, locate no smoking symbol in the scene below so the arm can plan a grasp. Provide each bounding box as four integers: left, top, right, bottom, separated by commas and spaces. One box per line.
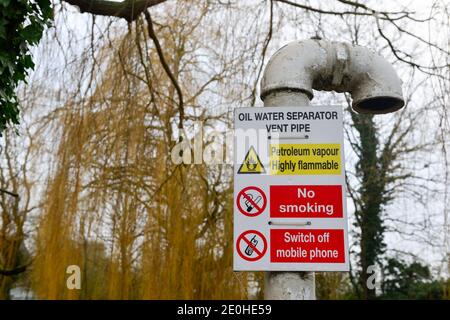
236, 230, 267, 261
236, 186, 267, 217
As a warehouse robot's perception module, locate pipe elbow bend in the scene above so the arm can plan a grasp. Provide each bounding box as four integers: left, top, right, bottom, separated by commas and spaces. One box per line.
260, 39, 405, 114
348, 46, 404, 114
261, 40, 326, 101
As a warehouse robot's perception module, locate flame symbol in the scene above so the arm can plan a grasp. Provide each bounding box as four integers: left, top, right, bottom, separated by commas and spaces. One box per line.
246, 155, 257, 171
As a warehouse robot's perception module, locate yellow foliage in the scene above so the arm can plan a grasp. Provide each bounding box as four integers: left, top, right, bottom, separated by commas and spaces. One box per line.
31, 3, 258, 299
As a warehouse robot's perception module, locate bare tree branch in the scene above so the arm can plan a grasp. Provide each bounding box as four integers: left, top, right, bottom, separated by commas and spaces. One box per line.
63, 0, 166, 22
250, 0, 273, 106
0, 264, 27, 277
144, 10, 185, 131
276, 0, 449, 78
375, 15, 448, 76
275, 0, 412, 19
0, 188, 18, 198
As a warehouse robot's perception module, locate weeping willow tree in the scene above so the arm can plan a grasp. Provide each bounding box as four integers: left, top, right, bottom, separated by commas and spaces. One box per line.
30, 1, 268, 299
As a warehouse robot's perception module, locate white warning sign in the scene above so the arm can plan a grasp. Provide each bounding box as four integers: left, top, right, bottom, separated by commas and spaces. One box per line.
233, 106, 349, 272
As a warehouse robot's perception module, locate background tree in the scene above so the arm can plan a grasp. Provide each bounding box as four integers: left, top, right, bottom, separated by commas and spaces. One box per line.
380, 258, 449, 299
0, 126, 36, 299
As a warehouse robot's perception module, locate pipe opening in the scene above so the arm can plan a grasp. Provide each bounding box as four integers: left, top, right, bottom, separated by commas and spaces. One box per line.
354, 97, 404, 114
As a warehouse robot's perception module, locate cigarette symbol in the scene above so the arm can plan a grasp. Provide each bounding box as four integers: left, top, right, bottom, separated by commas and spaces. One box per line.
244, 193, 262, 212
237, 186, 266, 217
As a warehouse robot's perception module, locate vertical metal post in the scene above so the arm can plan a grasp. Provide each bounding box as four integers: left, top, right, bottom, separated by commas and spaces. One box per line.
260, 39, 404, 300
263, 90, 316, 300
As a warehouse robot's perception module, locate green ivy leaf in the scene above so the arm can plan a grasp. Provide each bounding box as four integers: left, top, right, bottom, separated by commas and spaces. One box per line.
20, 24, 42, 44
23, 54, 34, 69
0, 0, 52, 136
0, 0, 11, 8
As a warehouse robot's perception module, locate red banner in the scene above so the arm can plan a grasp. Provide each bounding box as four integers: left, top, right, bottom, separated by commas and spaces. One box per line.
270, 229, 345, 263
270, 185, 343, 218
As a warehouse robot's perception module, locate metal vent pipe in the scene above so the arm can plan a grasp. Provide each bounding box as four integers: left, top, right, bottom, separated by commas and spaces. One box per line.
260, 39, 405, 300
261, 39, 405, 113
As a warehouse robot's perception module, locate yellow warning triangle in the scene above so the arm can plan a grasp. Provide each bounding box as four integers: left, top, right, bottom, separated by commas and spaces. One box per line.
238, 146, 266, 174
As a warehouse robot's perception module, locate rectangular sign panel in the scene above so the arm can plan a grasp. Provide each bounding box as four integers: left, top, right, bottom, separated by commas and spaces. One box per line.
233, 106, 349, 271
270, 229, 346, 263
269, 143, 341, 175
270, 185, 343, 218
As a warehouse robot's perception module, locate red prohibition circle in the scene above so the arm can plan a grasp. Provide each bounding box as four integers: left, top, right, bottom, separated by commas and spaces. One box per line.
236, 230, 267, 262
236, 186, 267, 217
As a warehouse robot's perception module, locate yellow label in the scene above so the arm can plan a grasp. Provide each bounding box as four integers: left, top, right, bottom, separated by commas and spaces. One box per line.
269, 143, 341, 175
238, 146, 266, 174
